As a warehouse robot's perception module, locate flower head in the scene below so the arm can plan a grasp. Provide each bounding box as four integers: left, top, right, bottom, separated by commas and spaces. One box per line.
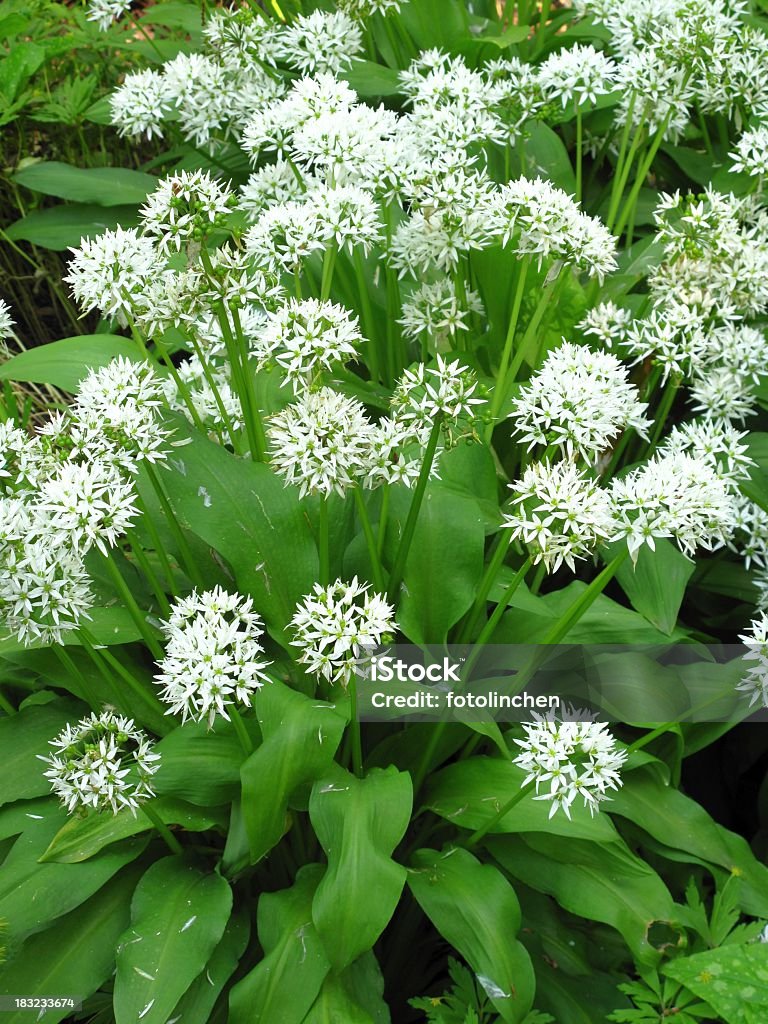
40, 709, 160, 815
290, 577, 395, 687
513, 712, 627, 818
65, 227, 162, 324
86, 0, 131, 31
392, 355, 485, 435
140, 170, 235, 253
110, 68, 172, 140
155, 587, 271, 726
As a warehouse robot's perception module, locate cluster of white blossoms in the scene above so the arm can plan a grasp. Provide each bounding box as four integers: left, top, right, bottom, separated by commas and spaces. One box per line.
510, 343, 649, 463
0, 354, 175, 645
738, 613, 768, 707
513, 713, 627, 819
40, 709, 160, 816
290, 577, 395, 687
85, 0, 132, 32
155, 588, 272, 726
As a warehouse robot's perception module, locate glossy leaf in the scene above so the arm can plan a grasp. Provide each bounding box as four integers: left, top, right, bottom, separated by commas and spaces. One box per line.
5, 204, 140, 250
0, 335, 141, 391
0, 696, 83, 805
310, 765, 412, 970
13, 161, 156, 206
408, 847, 535, 1023
113, 855, 233, 1024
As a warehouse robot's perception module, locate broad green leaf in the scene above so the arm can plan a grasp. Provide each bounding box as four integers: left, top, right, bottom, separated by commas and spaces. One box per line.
153, 718, 256, 807
399, 0, 469, 48
139, 1, 203, 32
5, 204, 140, 250
114, 856, 233, 1024
344, 59, 402, 96
424, 757, 618, 842
240, 682, 347, 863
662, 145, 722, 187
408, 847, 535, 1023
39, 798, 226, 863
664, 944, 768, 1024
397, 485, 485, 643
13, 162, 156, 206
609, 769, 768, 917
0, 802, 146, 941
310, 766, 412, 970
0, 41, 45, 102
229, 864, 330, 1024
0, 335, 141, 392
0, 696, 82, 805
489, 833, 677, 965
167, 909, 250, 1024
158, 425, 318, 643
614, 539, 695, 635
433, 440, 501, 530
303, 952, 389, 1024
524, 122, 576, 193
0, 863, 141, 1024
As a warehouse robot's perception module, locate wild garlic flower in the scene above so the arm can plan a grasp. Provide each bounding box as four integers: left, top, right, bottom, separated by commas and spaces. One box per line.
392, 355, 486, 435
510, 343, 650, 463
140, 171, 235, 253
399, 279, 484, 344
203, 7, 279, 66
0, 536, 93, 645
339, 0, 402, 15
290, 577, 395, 687
268, 388, 375, 498
659, 419, 753, 482
689, 366, 758, 422
65, 227, 162, 324
492, 178, 617, 280
513, 713, 627, 819
239, 160, 305, 220
504, 461, 617, 573
730, 125, 768, 176
738, 612, 768, 707
0, 298, 15, 340
700, 323, 768, 385
363, 418, 425, 490
110, 68, 173, 140
244, 201, 325, 273
614, 47, 694, 142
256, 299, 363, 390
72, 358, 173, 472
304, 183, 382, 255
0, 422, 44, 492
290, 104, 399, 186
86, 0, 131, 31
610, 451, 738, 560
537, 44, 616, 108
272, 10, 363, 75
40, 710, 160, 816
155, 588, 271, 726
578, 302, 633, 349
37, 459, 138, 556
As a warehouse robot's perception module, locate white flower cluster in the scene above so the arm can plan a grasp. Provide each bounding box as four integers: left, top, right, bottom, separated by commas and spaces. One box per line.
85, 0, 131, 32
40, 709, 160, 816
510, 343, 649, 462
738, 612, 768, 707
155, 588, 272, 726
290, 577, 395, 687
513, 713, 627, 819
0, 358, 174, 645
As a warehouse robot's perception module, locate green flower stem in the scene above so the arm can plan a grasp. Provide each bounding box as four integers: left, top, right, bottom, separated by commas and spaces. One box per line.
129, 535, 172, 619
78, 626, 169, 728
503, 265, 563, 387
293, 267, 303, 300
231, 305, 267, 459
141, 802, 184, 855
187, 332, 241, 451
387, 415, 443, 603
463, 780, 537, 850
606, 94, 643, 232
215, 302, 265, 462
144, 462, 205, 589
157, 345, 208, 436
352, 247, 382, 384
54, 644, 100, 707
575, 102, 584, 203
646, 373, 682, 455
540, 547, 629, 646
613, 110, 674, 239
320, 244, 338, 301
348, 674, 364, 779
377, 486, 390, 560
354, 488, 386, 593
318, 495, 330, 586
0, 688, 15, 716
486, 254, 531, 433
457, 529, 514, 643
462, 556, 533, 678
230, 709, 254, 757
133, 490, 179, 599
103, 551, 164, 661
626, 722, 675, 755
